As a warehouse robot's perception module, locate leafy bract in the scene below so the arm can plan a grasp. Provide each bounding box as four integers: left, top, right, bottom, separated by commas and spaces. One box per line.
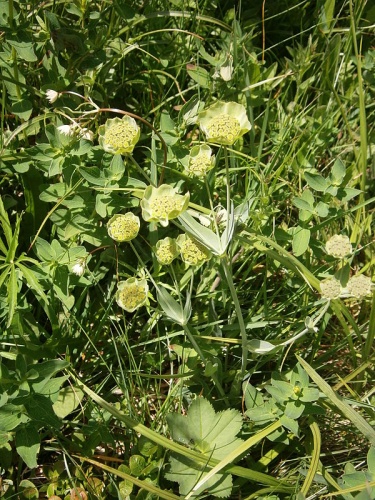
165, 398, 243, 497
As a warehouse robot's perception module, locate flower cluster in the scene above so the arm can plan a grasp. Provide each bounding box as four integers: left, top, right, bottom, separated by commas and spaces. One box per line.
155, 237, 179, 265
177, 234, 212, 266
325, 234, 352, 259
320, 274, 372, 300
186, 144, 215, 177
116, 278, 148, 312
141, 184, 190, 227
107, 213, 140, 242
198, 101, 251, 146
98, 115, 140, 155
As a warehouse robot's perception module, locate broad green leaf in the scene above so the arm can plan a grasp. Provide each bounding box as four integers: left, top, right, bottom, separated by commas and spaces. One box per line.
7, 37, 37, 62
15, 424, 40, 469
292, 226, 310, 256
0, 404, 29, 431
129, 455, 146, 476
166, 398, 243, 497
247, 339, 276, 353
292, 198, 314, 212
11, 99, 33, 121
53, 386, 84, 419
304, 172, 329, 192
330, 158, 346, 185
186, 64, 211, 88
24, 394, 61, 428
315, 201, 329, 217
319, 0, 336, 33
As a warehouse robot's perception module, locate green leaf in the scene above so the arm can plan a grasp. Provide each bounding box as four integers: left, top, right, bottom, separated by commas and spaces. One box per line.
186, 64, 211, 88
292, 198, 314, 212
7, 37, 37, 62
319, 0, 336, 33
330, 158, 346, 185
53, 386, 84, 419
292, 226, 310, 256
15, 424, 40, 469
0, 404, 29, 431
315, 201, 329, 217
129, 455, 146, 477
6, 264, 17, 327
165, 398, 243, 497
280, 414, 299, 436
297, 356, 375, 446
304, 172, 329, 192
156, 284, 191, 326
24, 394, 61, 428
11, 99, 33, 121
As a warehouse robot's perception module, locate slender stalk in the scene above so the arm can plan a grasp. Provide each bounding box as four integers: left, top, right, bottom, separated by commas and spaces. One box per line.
221, 256, 248, 378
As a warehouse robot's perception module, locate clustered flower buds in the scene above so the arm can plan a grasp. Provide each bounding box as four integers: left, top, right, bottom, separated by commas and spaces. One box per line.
98, 115, 140, 155
177, 234, 212, 266
155, 237, 179, 265
107, 213, 140, 242
320, 274, 372, 300
198, 101, 251, 146
320, 278, 341, 300
116, 278, 148, 312
325, 234, 352, 259
186, 144, 215, 177
141, 184, 190, 227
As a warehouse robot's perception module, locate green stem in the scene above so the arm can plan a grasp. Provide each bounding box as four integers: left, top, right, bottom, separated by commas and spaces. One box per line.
221, 256, 248, 378
128, 154, 154, 186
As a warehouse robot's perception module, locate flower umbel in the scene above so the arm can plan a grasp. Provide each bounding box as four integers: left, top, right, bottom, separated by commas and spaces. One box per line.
346, 274, 372, 299
198, 101, 251, 146
107, 213, 140, 242
141, 184, 190, 227
116, 278, 148, 312
177, 234, 212, 266
186, 144, 215, 177
320, 278, 341, 300
155, 237, 179, 265
325, 234, 352, 259
98, 115, 140, 155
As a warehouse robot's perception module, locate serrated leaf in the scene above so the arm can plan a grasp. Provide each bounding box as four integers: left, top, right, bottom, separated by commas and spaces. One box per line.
166, 398, 243, 497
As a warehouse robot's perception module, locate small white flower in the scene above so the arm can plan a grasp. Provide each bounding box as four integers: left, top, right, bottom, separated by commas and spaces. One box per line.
72, 259, 86, 277
45, 89, 59, 104
57, 124, 75, 136
81, 128, 94, 141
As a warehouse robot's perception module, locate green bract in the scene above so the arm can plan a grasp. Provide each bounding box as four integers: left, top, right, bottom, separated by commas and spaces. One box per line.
107, 213, 140, 242
98, 115, 140, 155
155, 237, 179, 265
177, 234, 212, 266
140, 184, 190, 227
116, 278, 148, 312
198, 101, 251, 146
186, 144, 215, 177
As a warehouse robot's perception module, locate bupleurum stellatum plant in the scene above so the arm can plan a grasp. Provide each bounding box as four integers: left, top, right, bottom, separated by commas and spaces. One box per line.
1, 3, 374, 499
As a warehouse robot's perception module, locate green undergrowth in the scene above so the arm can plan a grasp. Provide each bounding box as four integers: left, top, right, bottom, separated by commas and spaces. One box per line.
0, 0, 374, 498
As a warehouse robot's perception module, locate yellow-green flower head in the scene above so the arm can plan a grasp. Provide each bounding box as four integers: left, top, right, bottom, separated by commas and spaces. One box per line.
107, 213, 140, 242
155, 237, 179, 265
325, 234, 352, 259
177, 234, 212, 266
98, 115, 140, 155
116, 278, 148, 312
140, 184, 190, 227
187, 144, 215, 177
347, 274, 372, 299
320, 278, 341, 300
198, 101, 251, 146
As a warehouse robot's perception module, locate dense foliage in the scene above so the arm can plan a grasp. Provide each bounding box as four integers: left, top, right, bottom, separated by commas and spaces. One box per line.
0, 0, 374, 498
